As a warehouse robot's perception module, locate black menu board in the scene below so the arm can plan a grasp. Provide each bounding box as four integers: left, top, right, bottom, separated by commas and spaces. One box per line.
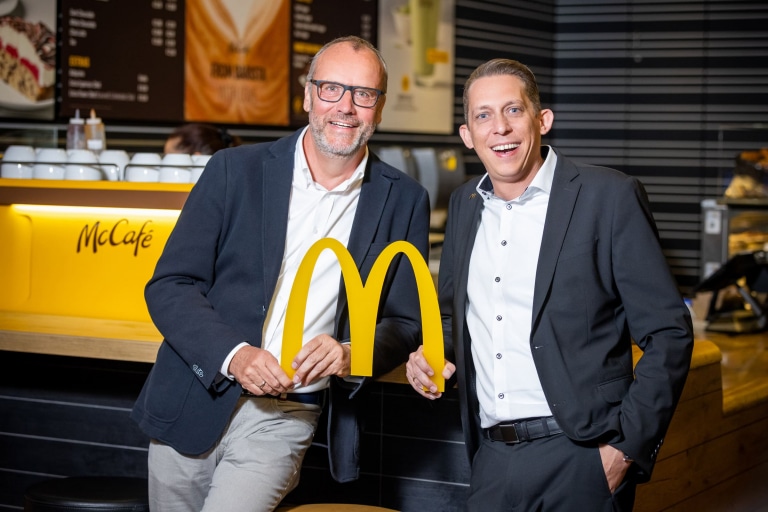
58, 0, 185, 122
57, 0, 380, 127
289, 1, 378, 126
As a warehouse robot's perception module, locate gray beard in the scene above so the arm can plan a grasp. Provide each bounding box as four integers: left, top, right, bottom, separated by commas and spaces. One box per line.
308, 119, 374, 159
307, 98, 377, 158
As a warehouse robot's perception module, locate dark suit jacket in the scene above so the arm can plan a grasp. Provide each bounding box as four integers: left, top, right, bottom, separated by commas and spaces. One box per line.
131, 129, 430, 483
439, 148, 693, 482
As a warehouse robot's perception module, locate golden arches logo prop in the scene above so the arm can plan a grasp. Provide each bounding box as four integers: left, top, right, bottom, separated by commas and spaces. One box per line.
280, 238, 445, 392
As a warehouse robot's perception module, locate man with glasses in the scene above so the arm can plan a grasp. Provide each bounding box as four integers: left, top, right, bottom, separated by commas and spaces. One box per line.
132, 36, 430, 512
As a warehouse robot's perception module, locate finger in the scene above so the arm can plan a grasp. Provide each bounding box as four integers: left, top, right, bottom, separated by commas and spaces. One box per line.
406, 367, 439, 399
292, 334, 330, 371
411, 345, 437, 376
443, 361, 456, 379
294, 344, 339, 386
260, 361, 294, 393
293, 336, 349, 385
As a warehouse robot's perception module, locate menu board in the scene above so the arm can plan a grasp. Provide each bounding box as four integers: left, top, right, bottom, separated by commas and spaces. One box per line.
289, 0, 378, 126
59, 0, 185, 122
56, 0, 450, 133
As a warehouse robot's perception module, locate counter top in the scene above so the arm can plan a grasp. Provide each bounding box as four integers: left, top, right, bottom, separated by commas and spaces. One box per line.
0, 178, 191, 209
0, 310, 410, 383
0, 311, 161, 363
0, 309, 733, 389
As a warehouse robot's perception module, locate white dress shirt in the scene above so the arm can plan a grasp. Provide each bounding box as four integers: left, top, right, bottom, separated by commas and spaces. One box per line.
466, 147, 557, 427
222, 127, 366, 393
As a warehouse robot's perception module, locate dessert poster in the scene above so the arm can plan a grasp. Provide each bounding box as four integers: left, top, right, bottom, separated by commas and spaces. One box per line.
0, 0, 56, 120
184, 0, 290, 125
377, 0, 455, 134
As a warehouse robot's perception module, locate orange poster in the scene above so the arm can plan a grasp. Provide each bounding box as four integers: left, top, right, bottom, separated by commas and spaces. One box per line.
184, 0, 289, 125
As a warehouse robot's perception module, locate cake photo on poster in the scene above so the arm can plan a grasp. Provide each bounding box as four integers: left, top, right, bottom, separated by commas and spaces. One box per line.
0, 15, 54, 103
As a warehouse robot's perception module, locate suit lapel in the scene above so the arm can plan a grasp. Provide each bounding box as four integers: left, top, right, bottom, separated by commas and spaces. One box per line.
531, 153, 581, 329
334, 160, 393, 329
455, 186, 484, 305
345, 161, 392, 267
262, 133, 300, 301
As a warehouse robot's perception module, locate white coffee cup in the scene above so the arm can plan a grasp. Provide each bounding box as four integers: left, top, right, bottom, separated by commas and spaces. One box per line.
190, 155, 211, 184
124, 152, 161, 182
65, 149, 102, 180
2, 145, 36, 179
159, 153, 193, 183
33, 148, 67, 180
193, 154, 212, 166
98, 149, 130, 181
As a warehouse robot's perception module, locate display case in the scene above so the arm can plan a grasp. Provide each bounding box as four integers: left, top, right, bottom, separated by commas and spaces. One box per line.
700, 198, 768, 280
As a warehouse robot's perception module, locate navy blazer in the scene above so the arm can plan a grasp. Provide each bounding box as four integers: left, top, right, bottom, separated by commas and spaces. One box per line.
131, 129, 431, 482
439, 148, 693, 481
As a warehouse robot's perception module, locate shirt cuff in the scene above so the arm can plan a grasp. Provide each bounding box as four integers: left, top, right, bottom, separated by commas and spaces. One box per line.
220, 342, 250, 380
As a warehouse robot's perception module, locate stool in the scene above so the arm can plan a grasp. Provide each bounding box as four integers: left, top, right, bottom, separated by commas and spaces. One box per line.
277, 505, 399, 512
24, 476, 149, 512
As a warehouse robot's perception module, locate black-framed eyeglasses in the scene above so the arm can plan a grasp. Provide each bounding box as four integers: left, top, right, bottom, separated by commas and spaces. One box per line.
310, 79, 385, 108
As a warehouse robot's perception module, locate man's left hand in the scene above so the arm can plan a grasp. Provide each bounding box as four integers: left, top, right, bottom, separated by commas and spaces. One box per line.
291, 334, 350, 386
599, 443, 632, 494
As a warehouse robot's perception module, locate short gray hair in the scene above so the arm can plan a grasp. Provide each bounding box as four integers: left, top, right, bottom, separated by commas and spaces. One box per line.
306, 36, 388, 93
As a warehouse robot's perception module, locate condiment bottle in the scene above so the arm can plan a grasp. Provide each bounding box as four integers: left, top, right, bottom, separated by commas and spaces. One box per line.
66, 109, 86, 150
85, 109, 106, 153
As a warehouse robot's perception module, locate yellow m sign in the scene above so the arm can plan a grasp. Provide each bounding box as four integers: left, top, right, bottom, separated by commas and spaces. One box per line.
280, 238, 445, 392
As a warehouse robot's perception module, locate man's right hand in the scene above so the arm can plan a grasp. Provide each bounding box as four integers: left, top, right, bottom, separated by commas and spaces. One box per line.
406, 345, 455, 400
229, 346, 294, 395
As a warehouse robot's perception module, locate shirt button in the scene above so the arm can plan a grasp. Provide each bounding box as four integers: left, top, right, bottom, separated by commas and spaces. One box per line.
496, 315, 502, 321
498, 393, 504, 399
501, 240, 507, 246
496, 353, 502, 359
494, 276, 500, 282
506, 204, 512, 210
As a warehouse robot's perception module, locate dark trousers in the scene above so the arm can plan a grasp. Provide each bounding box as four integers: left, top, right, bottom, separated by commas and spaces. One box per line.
467, 433, 636, 512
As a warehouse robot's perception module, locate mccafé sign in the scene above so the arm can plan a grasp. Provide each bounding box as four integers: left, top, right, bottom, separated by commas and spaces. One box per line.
281, 238, 445, 392
0, 204, 177, 321
77, 218, 154, 256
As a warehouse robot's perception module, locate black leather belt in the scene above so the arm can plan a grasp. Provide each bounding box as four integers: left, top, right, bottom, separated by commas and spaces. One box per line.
241, 388, 326, 407
485, 416, 563, 444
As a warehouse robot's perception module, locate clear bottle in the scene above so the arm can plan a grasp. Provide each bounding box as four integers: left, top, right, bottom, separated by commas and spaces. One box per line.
85, 108, 106, 153
66, 109, 86, 150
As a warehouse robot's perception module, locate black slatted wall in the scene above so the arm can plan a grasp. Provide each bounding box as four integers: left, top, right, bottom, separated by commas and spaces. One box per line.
551, 0, 768, 293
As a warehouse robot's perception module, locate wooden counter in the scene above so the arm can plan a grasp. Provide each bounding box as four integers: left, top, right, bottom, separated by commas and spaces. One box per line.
0, 311, 161, 363
635, 334, 768, 511
0, 178, 191, 209
0, 310, 409, 383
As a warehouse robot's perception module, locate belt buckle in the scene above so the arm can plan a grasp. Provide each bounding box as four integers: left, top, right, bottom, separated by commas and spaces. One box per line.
499, 423, 520, 444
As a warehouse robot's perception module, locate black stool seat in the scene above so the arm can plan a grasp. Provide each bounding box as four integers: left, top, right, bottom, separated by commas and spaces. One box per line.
24, 476, 148, 512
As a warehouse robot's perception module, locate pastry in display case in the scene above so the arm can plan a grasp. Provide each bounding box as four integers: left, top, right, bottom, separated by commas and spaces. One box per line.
724, 148, 768, 199
698, 145, 768, 332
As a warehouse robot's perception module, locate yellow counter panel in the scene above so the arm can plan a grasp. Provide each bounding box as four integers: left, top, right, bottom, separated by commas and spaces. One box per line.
1, 179, 187, 322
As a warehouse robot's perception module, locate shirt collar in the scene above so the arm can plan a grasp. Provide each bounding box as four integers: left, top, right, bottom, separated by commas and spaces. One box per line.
294, 126, 367, 191
476, 145, 557, 201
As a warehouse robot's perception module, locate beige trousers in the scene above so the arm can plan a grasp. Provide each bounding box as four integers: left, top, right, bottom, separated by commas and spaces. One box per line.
148, 396, 321, 512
